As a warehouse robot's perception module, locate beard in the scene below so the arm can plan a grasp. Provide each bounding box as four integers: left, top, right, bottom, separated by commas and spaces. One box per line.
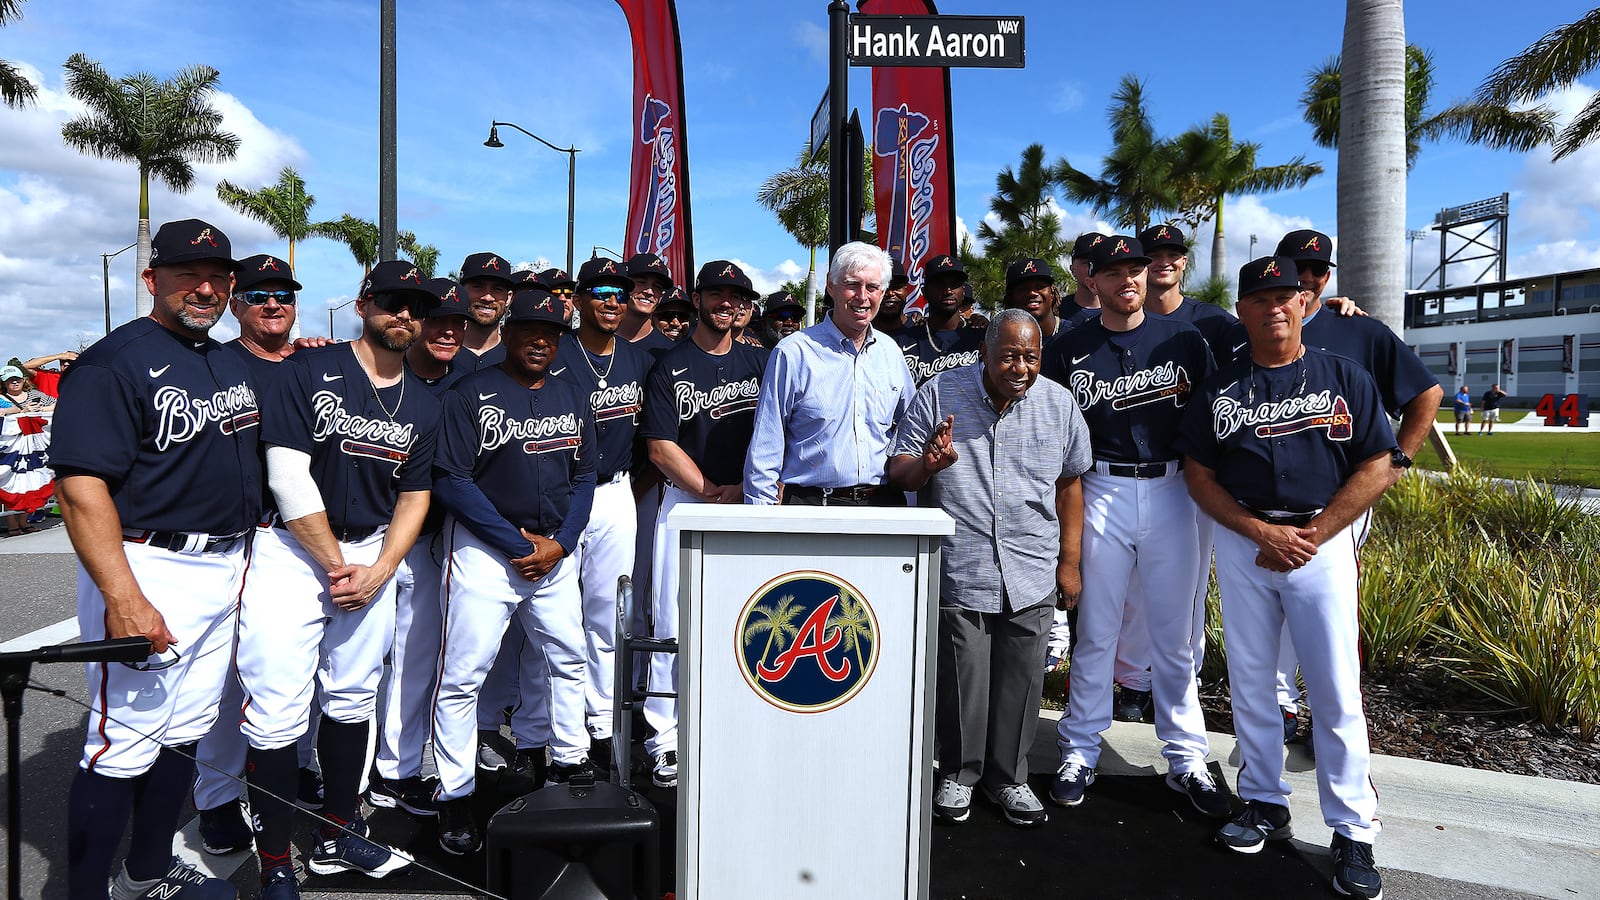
366, 316, 417, 352
176, 306, 223, 334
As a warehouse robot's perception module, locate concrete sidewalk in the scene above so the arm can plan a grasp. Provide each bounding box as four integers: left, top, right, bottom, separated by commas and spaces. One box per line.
1079, 713, 1600, 899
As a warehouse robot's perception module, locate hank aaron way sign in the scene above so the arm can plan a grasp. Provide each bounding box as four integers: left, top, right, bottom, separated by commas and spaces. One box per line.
849, 14, 1025, 68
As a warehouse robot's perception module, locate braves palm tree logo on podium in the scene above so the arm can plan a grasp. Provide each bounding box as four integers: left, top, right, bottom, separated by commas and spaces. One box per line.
737, 571, 879, 713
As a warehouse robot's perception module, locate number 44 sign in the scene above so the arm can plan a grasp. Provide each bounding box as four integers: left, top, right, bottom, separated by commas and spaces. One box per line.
1536, 393, 1589, 427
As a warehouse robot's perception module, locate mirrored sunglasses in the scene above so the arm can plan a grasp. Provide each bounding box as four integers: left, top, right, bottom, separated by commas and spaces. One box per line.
587, 286, 628, 301
236, 290, 296, 306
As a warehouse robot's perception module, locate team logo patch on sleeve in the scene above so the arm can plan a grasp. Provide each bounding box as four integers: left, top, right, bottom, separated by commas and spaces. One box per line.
736, 571, 878, 714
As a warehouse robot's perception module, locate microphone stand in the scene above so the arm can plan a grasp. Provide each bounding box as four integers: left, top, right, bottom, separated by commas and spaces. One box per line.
0, 636, 153, 900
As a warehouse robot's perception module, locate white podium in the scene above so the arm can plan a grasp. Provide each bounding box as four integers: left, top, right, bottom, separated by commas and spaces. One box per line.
667, 504, 954, 900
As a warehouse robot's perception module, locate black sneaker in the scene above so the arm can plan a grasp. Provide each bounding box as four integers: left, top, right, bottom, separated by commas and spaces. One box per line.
297, 767, 324, 809
500, 747, 548, 795
548, 756, 596, 785
590, 736, 614, 778
1216, 800, 1293, 854
652, 750, 678, 788
1330, 833, 1383, 899
121, 856, 235, 899
306, 819, 413, 878
437, 795, 483, 856
1166, 770, 1231, 818
1282, 706, 1300, 744
258, 864, 301, 900
197, 799, 254, 855
1113, 686, 1153, 723
368, 773, 440, 817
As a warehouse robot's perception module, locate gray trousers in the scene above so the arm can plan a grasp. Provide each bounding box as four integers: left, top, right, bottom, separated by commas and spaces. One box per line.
935, 600, 1053, 788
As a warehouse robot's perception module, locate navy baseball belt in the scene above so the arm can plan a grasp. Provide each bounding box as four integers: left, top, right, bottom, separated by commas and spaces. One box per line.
1244, 506, 1322, 528
122, 527, 250, 554
786, 484, 882, 502
1093, 459, 1182, 479
260, 514, 383, 544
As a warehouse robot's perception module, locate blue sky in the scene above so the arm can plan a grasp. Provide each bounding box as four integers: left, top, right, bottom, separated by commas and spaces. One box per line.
2, 0, 1597, 359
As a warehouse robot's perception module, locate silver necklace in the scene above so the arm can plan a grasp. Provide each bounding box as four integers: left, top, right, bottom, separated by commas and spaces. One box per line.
580, 339, 615, 388
370, 372, 404, 420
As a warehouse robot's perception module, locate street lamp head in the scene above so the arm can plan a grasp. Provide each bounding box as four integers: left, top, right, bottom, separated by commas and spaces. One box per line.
484, 124, 504, 148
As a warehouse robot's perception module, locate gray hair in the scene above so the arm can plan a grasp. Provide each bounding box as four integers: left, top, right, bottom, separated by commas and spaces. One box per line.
984, 308, 1041, 354
827, 241, 893, 288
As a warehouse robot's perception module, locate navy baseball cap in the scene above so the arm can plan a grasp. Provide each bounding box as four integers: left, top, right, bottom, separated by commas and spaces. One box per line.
503, 287, 568, 326
1276, 229, 1336, 267
1005, 257, 1056, 291
765, 291, 802, 316
536, 267, 577, 291
578, 257, 634, 293
924, 253, 967, 282
426, 277, 460, 302
459, 252, 514, 284
1086, 236, 1151, 275
889, 257, 909, 289
658, 287, 694, 311
1137, 223, 1187, 253
1237, 256, 1305, 297
510, 269, 540, 291
1072, 232, 1107, 259
360, 260, 437, 307
234, 254, 302, 292
626, 253, 673, 287
149, 218, 241, 270
694, 260, 759, 301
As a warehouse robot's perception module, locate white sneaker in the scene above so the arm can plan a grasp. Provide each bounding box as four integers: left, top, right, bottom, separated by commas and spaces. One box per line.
932, 776, 972, 822
476, 732, 508, 771
982, 782, 1047, 827
652, 750, 678, 788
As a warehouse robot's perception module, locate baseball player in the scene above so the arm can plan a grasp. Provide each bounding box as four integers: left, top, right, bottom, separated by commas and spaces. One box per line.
1003, 258, 1065, 340
1041, 235, 1226, 819
640, 261, 769, 788
625, 253, 679, 667
192, 253, 323, 857
430, 287, 597, 854
54, 218, 259, 900
765, 291, 804, 343
872, 257, 912, 334
549, 258, 652, 775
892, 254, 983, 386
1179, 256, 1396, 900
367, 280, 472, 817
1061, 233, 1105, 330
652, 288, 694, 342
619, 253, 676, 356
533, 266, 578, 325
236, 259, 441, 895
459, 251, 515, 368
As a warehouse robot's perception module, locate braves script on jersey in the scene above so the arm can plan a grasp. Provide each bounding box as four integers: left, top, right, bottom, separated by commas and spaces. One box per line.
640, 339, 767, 486
892, 324, 983, 386
1042, 316, 1214, 463
53, 318, 262, 534
261, 343, 439, 533
550, 333, 650, 479
1180, 349, 1394, 512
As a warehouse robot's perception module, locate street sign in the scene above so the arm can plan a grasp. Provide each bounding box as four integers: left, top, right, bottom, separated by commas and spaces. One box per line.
810, 89, 830, 162
848, 14, 1025, 68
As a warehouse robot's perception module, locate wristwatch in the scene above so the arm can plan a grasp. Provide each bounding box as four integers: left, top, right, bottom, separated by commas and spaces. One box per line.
1390, 449, 1413, 469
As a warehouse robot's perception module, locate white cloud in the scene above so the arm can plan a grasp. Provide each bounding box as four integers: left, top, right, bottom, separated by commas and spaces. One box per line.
731, 257, 805, 296
1509, 240, 1600, 280
1512, 82, 1600, 243
1186, 195, 1317, 284
795, 21, 828, 60
1049, 81, 1085, 115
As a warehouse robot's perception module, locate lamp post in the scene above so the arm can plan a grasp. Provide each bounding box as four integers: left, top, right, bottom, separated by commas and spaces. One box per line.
328, 297, 359, 338
485, 121, 579, 276
1406, 229, 1430, 290
101, 241, 137, 335
1248, 234, 1257, 260
591, 245, 623, 261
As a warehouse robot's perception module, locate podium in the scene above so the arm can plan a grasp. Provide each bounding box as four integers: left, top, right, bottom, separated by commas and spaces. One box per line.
667, 505, 954, 900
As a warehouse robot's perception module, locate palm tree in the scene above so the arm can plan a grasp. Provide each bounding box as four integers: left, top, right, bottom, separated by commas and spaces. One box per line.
1335, 0, 1408, 332
977, 143, 1074, 270
742, 595, 803, 671
825, 592, 873, 677
1476, 9, 1600, 160
0, 0, 37, 108
216, 167, 318, 270
956, 233, 1005, 314
1302, 43, 1556, 171
1170, 113, 1324, 282
1053, 75, 1183, 233
756, 140, 873, 321
397, 231, 440, 279
60, 53, 240, 317
315, 214, 379, 275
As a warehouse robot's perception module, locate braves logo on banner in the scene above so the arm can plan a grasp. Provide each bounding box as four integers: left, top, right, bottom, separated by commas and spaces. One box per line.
616, 0, 695, 291
736, 571, 879, 714
636, 95, 679, 258
874, 104, 938, 309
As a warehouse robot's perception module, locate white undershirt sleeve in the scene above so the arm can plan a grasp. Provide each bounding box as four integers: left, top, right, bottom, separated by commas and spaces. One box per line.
265, 445, 326, 522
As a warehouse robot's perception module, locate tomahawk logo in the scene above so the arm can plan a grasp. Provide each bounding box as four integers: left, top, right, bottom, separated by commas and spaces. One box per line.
875, 103, 939, 309
1211, 389, 1351, 441
633, 94, 679, 259
1070, 363, 1191, 412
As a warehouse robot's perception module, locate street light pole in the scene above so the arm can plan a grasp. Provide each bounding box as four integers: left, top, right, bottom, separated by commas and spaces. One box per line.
328, 297, 359, 339
1248, 234, 1257, 259
485, 121, 579, 275
101, 242, 137, 335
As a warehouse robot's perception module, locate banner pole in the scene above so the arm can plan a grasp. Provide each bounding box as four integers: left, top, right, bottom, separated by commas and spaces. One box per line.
828, 0, 850, 256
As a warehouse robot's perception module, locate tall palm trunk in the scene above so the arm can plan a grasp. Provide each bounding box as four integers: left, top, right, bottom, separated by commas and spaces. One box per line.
136, 169, 152, 318
1210, 194, 1228, 283
1338, 0, 1407, 334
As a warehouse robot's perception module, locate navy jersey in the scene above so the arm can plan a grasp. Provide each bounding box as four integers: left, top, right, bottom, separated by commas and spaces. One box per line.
409, 359, 468, 398
1154, 297, 1238, 367
462, 343, 507, 371
549, 334, 650, 480
891, 323, 984, 386
640, 339, 768, 486
52, 318, 262, 534
1058, 300, 1101, 335
225, 339, 291, 391
435, 365, 596, 553
1179, 348, 1395, 513
630, 328, 677, 364
1224, 310, 1438, 416
1042, 315, 1215, 463
260, 343, 440, 535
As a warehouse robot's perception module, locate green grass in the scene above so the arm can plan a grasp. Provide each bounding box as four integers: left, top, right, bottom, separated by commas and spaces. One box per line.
1417, 432, 1600, 488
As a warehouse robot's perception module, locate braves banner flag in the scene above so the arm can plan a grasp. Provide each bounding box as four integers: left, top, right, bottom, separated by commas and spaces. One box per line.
0, 413, 53, 513
859, 0, 959, 312
615, 0, 694, 287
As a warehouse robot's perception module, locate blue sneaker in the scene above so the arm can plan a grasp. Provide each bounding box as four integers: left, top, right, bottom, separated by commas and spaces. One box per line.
1216, 800, 1293, 854
122, 857, 235, 899
1048, 760, 1095, 806
259, 864, 301, 900
306, 820, 412, 878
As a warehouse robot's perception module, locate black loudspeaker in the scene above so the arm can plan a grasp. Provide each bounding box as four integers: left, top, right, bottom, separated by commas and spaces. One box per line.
485, 778, 660, 900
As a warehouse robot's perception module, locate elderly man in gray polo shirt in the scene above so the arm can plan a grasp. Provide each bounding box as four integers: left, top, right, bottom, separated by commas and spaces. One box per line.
889, 308, 1093, 828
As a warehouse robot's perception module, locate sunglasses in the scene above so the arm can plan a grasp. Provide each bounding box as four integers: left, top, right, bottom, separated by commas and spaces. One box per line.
1297, 262, 1330, 278
773, 311, 802, 322
236, 290, 296, 306
587, 286, 628, 301
550, 287, 576, 297
370, 293, 429, 315
124, 647, 182, 672
657, 311, 691, 322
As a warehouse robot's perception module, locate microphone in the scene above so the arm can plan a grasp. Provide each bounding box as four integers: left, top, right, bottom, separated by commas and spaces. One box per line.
0, 637, 154, 665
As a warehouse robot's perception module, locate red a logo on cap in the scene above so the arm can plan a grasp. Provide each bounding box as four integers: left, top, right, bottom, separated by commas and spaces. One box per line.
487, 256, 503, 270
1090, 235, 1104, 248
555, 270, 567, 280
1022, 260, 1038, 274
937, 256, 951, 267
260, 258, 280, 271
600, 261, 616, 275
535, 295, 552, 311
402, 267, 422, 283
1262, 261, 1283, 277
1112, 240, 1130, 255
719, 264, 736, 277
191, 228, 217, 247
1156, 226, 1171, 240
1303, 236, 1322, 252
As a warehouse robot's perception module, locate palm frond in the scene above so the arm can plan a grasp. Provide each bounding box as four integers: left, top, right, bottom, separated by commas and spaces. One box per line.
1300, 56, 1342, 149
1415, 102, 1558, 155
1554, 92, 1600, 160
1477, 9, 1600, 105
0, 58, 36, 107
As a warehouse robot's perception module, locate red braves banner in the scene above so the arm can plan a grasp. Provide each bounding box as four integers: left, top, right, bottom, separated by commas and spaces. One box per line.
615, 0, 694, 287
860, 0, 958, 312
